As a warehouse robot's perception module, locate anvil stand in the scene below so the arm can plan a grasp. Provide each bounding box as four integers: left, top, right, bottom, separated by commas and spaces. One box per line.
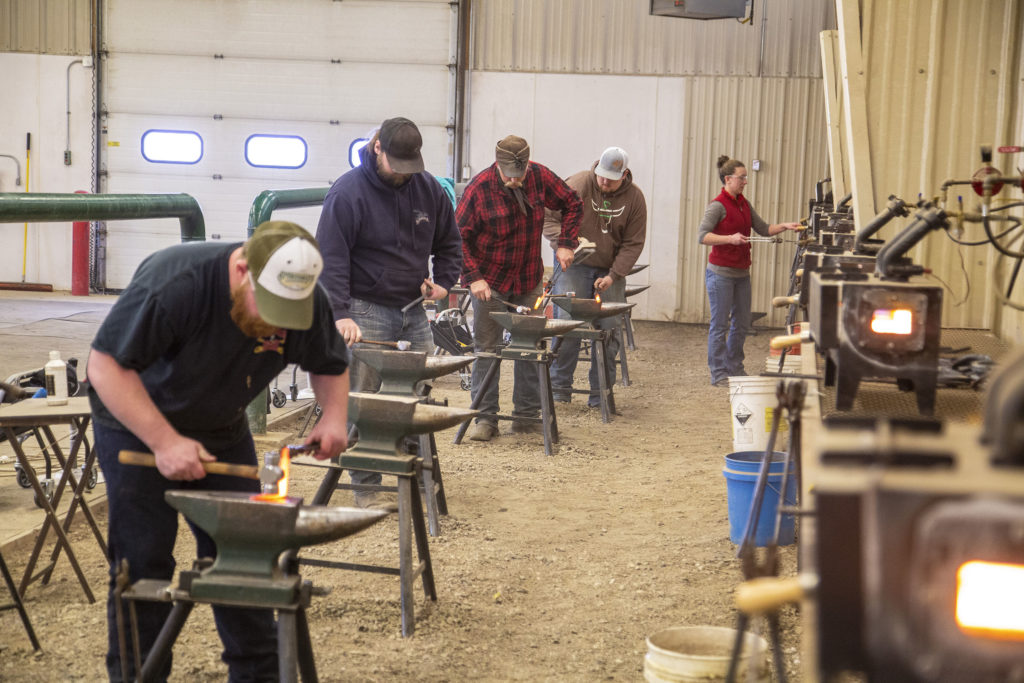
295, 393, 477, 637
451, 313, 583, 455
622, 283, 650, 353
118, 492, 389, 683
549, 297, 635, 423
346, 348, 475, 536
624, 263, 649, 350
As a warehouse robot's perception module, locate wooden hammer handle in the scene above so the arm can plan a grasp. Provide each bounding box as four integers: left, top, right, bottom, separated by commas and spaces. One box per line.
118, 450, 260, 480
770, 331, 802, 350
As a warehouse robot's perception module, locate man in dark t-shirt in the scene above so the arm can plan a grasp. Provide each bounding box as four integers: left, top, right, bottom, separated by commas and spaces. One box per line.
87, 221, 350, 682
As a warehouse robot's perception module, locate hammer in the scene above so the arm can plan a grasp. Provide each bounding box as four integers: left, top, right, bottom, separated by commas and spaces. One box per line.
118, 444, 314, 490
358, 339, 412, 351
119, 450, 263, 480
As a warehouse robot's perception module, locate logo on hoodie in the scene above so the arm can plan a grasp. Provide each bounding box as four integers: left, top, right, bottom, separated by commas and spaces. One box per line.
591, 199, 625, 233
413, 209, 430, 226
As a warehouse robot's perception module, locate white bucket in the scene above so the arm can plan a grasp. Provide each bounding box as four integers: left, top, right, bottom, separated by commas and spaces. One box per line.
764, 354, 801, 374
728, 376, 787, 453
644, 626, 770, 682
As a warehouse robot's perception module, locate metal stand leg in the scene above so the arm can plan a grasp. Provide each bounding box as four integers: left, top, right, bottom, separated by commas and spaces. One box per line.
536, 361, 558, 456
623, 311, 636, 351
138, 601, 195, 683
428, 433, 448, 515
0, 550, 39, 651
418, 434, 441, 536
278, 609, 299, 683
296, 605, 318, 683
397, 476, 436, 637
594, 337, 616, 423
452, 356, 501, 444
616, 325, 631, 387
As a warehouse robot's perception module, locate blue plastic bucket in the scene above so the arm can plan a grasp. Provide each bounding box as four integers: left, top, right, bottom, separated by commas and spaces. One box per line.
722, 451, 797, 546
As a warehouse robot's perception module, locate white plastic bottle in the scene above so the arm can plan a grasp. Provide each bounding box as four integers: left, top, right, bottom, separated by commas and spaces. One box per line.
44, 350, 69, 406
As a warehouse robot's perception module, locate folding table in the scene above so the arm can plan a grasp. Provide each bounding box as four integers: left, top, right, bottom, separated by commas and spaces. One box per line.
0, 397, 106, 603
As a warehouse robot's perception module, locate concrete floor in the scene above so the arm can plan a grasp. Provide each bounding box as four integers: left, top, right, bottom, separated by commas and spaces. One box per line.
0, 290, 312, 554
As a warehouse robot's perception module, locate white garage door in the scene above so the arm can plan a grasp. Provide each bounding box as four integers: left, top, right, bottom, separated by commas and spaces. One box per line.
101, 0, 455, 288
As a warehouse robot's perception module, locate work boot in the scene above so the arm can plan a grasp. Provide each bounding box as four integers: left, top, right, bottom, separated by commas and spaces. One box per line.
468, 421, 498, 442
354, 491, 398, 511
509, 419, 542, 434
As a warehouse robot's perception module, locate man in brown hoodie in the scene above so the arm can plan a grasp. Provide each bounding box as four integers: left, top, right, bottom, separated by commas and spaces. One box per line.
543, 146, 647, 406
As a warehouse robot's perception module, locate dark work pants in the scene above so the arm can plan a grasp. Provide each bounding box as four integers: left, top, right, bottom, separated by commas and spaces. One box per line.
95, 422, 278, 682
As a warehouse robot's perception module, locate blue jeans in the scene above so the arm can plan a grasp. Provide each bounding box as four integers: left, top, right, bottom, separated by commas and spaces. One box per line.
548, 261, 625, 405
469, 283, 544, 425
348, 297, 434, 486
95, 422, 278, 683
705, 269, 751, 384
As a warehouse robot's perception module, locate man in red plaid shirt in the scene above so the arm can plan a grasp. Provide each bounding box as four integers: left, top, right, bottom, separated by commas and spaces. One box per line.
457, 135, 583, 442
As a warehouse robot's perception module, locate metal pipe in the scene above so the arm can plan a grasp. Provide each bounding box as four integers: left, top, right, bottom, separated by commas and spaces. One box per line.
814, 177, 830, 204
247, 188, 329, 237
453, 0, 472, 180
65, 59, 84, 165
853, 195, 909, 253
0, 192, 206, 242
874, 204, 949, 278
0, 154, 21, 186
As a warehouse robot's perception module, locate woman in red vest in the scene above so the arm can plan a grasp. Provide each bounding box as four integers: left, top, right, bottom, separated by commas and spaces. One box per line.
698, 156, 803, 387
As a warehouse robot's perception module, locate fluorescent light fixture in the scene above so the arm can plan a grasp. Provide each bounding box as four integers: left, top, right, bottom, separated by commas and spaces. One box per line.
245, 134, 307, 169
141, 130, 203, 164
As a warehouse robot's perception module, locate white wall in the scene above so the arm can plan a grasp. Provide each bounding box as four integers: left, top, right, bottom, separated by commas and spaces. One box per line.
0, 53, 93, 290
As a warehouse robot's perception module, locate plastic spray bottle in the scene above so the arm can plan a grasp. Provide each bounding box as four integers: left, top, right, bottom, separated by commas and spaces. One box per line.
44, 351, 69, 406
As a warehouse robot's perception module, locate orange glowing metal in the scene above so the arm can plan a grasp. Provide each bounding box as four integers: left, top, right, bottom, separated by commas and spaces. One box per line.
533, 295, 543, 310
249, 446, 291, 503
870, 308, 912, 335
955, 560, 1024, 640
595, 293, 601, 304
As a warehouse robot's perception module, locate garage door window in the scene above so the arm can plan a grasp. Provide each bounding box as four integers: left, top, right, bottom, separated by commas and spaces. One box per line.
141, 130, 203, 164
349, 138, 370, 168
246, 135, 308, 169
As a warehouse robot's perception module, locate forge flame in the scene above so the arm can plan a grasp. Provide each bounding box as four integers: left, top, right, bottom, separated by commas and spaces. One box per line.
250, 446, 292, 503
956, 560, 1024, 640
870, 308, 912, 335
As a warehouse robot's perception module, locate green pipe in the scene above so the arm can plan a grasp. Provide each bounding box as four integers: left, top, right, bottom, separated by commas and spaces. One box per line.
0, 192, 206, 242
245, 187, 329, 434
247, 188, 329, 237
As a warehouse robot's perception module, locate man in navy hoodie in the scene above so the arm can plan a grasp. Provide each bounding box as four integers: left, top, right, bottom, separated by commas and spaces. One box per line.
316, 117, 462, 506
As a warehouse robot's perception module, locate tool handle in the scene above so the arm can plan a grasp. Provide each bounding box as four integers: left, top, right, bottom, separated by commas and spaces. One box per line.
770, 332, 805, 350
771, 295, 798, 308
735, 576, 809, 615
118, 450, 260, 480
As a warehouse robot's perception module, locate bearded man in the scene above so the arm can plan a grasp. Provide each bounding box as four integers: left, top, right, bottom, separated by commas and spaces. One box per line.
315, 116, 462, 505
86, 220, 350, 681
457, 135, 583, 442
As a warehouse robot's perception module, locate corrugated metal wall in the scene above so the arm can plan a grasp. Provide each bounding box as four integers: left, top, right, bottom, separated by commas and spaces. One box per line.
470, 0, 834, 325
0, 0, 91, 54
837, 0, 1023, 333
472, 0, 834, 78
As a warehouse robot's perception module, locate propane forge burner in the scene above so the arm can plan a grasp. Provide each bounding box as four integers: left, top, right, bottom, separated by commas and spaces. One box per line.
118, 491, 389, 681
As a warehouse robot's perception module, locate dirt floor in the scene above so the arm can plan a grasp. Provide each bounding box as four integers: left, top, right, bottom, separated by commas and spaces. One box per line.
0, 320, 800, 682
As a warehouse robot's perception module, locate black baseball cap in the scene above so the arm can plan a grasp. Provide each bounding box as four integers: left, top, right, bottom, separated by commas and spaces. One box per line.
379, 117, 425, 174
